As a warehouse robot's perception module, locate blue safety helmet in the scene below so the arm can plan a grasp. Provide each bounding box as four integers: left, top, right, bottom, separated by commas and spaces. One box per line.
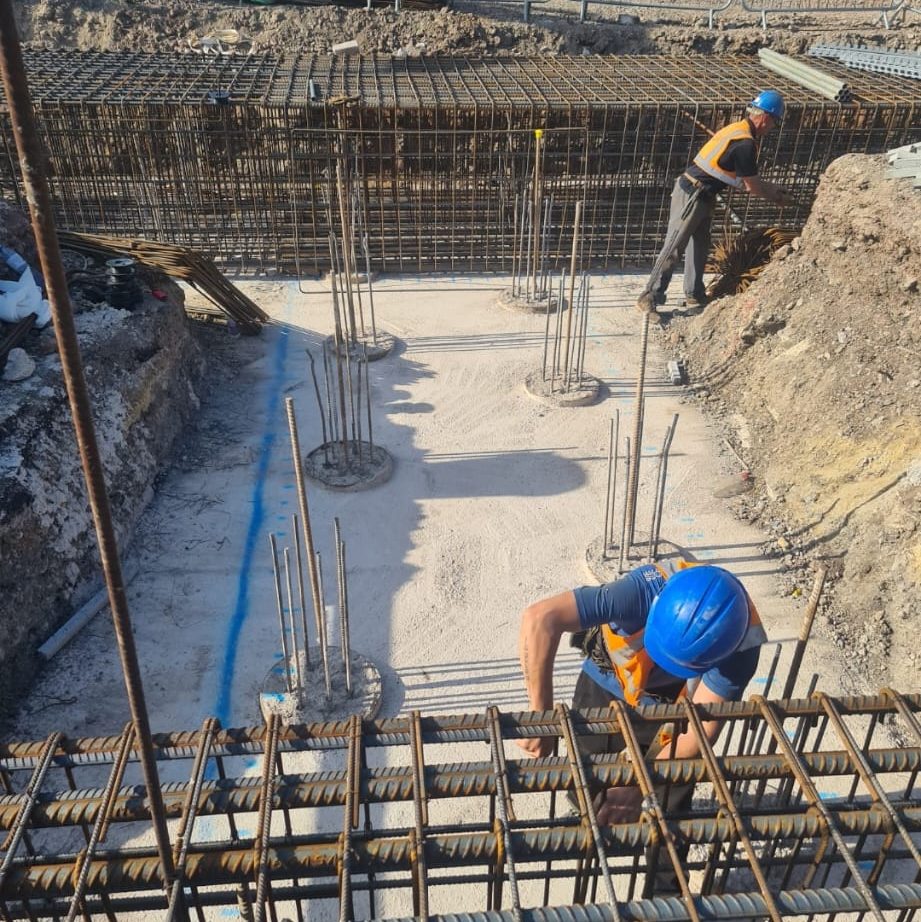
750, 90, 785, 121
645, 566, 750, 679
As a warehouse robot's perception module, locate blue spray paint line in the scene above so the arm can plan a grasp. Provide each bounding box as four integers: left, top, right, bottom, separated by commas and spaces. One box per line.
214, 288, 293, 726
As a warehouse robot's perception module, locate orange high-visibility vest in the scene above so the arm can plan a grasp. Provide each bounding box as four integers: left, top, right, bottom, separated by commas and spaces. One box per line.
692, 119, 757, 190
600, 560, 767, 708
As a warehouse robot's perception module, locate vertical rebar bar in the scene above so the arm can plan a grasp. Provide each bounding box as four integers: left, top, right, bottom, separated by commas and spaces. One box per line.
779, 566, 828, 702
562, 200, 583, 384
292, 515, 311, 668
540, 194, 553, 297
362, 234, 378, 344
624, 311, 651, 545
284, 397, 331, 699
541, 276, 553, 381
647, 414, 679, 562
363, 343, 373, 455
334, 518, 353, 697
523, 198, 533, 303
576, 275, 590, 383
531, 130, 542, 300
316, 550, 331, 697
307, 348, 330, 465
619, 436, 632, 573
602, 417, 615, 557
269, 535, 293, 694
510, 193, 519, 298
0, 9, 178, 895
283, 547, 303, 694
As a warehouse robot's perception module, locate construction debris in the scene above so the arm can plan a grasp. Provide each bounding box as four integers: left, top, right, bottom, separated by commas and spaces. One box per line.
887, 142, 921, 188
809, 43, 921, 81
0, 312, 35, 375
1, 346, 34, 382
58, 231, 269, 334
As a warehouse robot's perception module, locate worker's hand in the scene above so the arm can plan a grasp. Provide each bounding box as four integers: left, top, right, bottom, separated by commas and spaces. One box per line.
516, 737, 555, 758
595, 786, 644, 825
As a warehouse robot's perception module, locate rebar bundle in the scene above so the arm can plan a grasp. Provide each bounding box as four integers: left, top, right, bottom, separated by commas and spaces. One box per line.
4, 52, 919, 275
705, 226, 797, 299
0, 691, 920, 920
57, 231, 268, 333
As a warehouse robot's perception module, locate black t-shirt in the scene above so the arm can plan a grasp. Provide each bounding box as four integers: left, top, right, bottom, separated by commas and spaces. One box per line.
686, 136, 759, 193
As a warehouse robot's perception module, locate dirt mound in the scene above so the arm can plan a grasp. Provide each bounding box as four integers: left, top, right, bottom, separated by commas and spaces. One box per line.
14, 0, 921, 57
669, 153, 921, 692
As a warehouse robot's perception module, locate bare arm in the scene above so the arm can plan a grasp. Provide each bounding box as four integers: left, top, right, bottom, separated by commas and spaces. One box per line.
742, 174, 792, 206
596, 680, 729, 823
517, 590, 582, 757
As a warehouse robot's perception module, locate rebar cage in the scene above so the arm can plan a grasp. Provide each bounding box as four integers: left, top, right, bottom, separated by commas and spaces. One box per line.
1, 51, 919, 275
1, 690, 920, 920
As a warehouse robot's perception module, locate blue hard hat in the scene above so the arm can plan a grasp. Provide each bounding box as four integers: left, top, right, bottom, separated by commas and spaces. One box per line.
645, 566, 750, 679
750, 90, 785, 121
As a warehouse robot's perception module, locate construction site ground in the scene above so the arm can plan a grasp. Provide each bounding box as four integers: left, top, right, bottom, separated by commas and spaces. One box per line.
6, 267, 860, 916
15, 0, 921, 58
9, 269, 841, 745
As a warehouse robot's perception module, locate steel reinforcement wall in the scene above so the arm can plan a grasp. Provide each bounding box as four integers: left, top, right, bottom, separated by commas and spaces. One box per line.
1, 51, 919, 274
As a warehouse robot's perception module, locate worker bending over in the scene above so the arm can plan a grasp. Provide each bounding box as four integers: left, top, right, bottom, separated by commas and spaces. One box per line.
517, 561, 765, 836
638, 90, 792, 319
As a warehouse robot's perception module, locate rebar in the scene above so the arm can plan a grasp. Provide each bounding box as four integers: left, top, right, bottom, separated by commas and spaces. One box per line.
624, 312, 650, 548
4, 53, 919, 276
647, 414, 679, 562
0, 8, 177, 896
268, 534, 294, 694
334, 518, 353, 696
283, 547, 304, 694
562, 201, 584, 383
284, 398, 331, 699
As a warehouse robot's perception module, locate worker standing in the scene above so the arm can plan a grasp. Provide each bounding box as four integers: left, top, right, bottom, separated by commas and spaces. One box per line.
516, 561, 766, 885
637, 91, 792, 320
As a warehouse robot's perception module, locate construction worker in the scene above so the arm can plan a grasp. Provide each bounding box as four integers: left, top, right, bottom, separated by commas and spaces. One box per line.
638, 90, 792, 320
516, 561, 766, 830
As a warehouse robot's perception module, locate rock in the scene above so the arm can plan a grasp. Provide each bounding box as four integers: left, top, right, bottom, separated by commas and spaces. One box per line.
775, 244, 791, 260
2, 347, 35, 382
617, 12, 641, 23
831, 240, 847, 251
791, 237, 801, 251
901, 278, 918, 293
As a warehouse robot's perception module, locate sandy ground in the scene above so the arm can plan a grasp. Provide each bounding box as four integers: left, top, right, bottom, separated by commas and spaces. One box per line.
5, 268, 866, 918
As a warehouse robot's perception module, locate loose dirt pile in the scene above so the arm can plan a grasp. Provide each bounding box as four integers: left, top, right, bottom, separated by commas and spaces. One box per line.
14, 0, 921, 57
668, 153, 921, 694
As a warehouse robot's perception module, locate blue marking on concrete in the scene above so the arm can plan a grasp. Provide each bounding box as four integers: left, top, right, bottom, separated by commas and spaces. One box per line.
214, 287, 293, 726
220, 908, 241, 918
679, 516, 695, 523
752, 677, 769, 685
818, 791, 842, 802
244, 757, 259, 770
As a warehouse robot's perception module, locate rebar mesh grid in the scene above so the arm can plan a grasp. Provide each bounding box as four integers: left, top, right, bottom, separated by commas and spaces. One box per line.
1, 691, 920, 920
1, 51, 919, 274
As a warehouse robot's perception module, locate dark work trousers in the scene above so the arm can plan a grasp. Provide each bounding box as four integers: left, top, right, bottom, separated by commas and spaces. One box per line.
572, 670, 693, 895
647, 176, 715, 305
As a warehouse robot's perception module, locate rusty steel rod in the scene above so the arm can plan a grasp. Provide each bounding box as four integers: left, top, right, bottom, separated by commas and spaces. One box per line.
269, 534, 293, 694
561, 201, 583, 383
2, 745, 919, 834
284, 397, 331, 699
624, 311, 650, 547
779, 566, 827, 701
0, 1, 177, 895
2, 696, 919, 769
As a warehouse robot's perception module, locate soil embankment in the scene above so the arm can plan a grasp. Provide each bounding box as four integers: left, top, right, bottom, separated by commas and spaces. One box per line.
669, 153, 921, 693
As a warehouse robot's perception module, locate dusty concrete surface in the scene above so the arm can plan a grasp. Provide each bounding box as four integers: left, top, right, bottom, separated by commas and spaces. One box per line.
667, 153, 921, 698
14, 0, 921, 58
0, 279, 204, 719
6, 270, 840, 740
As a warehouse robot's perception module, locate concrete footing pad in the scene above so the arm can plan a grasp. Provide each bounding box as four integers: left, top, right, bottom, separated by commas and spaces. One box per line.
497, 289, 558, 314
525, 369, 602, 407
325, 330, 397, 361
304, 441, 393, 491
260, 646, 382, 725
585, 534, 689, 583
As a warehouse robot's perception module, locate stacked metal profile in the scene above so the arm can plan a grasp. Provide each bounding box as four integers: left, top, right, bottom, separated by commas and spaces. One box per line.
1, 690, 920, 920
809, 44, 921, 81
758, 48, 852, 102
0, 51, 919, 274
